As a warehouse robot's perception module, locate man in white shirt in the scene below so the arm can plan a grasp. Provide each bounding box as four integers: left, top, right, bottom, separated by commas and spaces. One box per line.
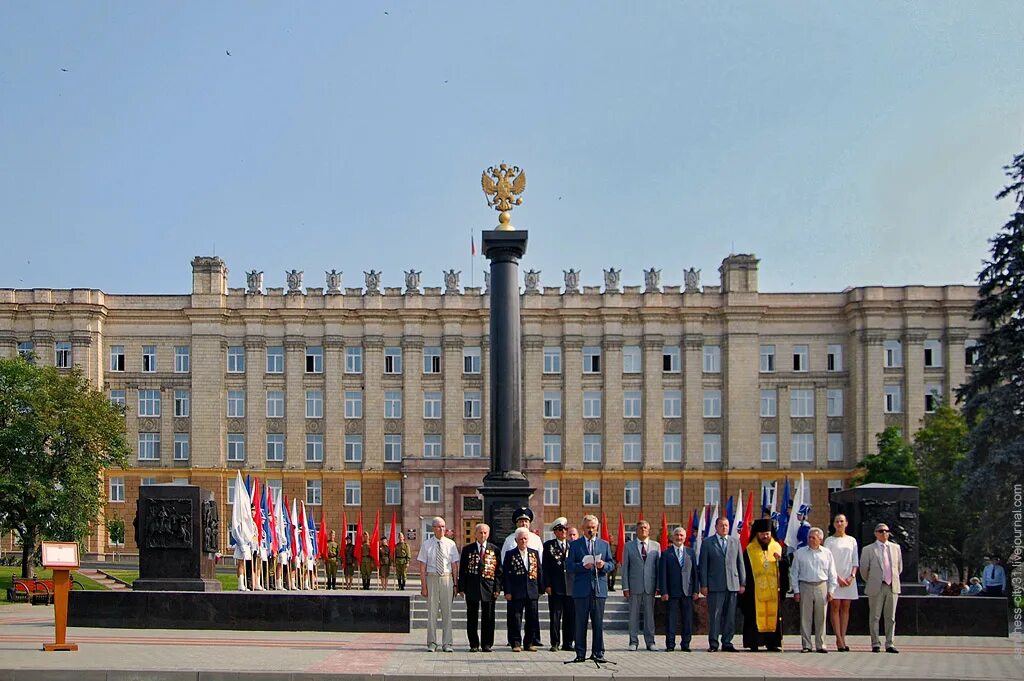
501, 506, 544, 558
417, 516, 460, 653
791, 527, 838, 653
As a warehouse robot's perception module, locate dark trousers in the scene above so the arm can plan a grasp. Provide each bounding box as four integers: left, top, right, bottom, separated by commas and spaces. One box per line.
549, 593, 575, 649
984, 585, 1004, 597
573, 595, 606, 659
326, 562, 337, 590
507, 598, 540, 648
665, 595, 694, 650
466, 599, 495, 649
707, 590, 738, 647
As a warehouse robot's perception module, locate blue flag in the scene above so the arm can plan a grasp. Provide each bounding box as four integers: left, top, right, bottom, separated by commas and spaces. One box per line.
761, 486, 770, 518
776, 478, 791, 541
726, 496, 735, 530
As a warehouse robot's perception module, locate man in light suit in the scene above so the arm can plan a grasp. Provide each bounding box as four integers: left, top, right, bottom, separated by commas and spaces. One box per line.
566, 514, 615, 663
660, 526, 699, 652
621, 519, 661, 651
859, 522, 903, 653
698, 516, 745, 652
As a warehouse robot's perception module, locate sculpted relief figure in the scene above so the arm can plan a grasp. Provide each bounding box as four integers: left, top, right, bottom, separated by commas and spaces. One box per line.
644, 268, 662, 293
364, 270, 382, 294
603, 268, 621, 292
524, 269, 541, 293
245, 270, 264, 295
405, 270, 422, 294
325, 269, 343, 293
483, 271, 490, 293
443, 269, 461, 294
286, 269, 303, 293
563, 268, 580, 293
684, 267, 701, 293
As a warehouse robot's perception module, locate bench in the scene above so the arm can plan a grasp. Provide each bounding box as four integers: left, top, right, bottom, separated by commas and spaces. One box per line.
7, 576, 82, 604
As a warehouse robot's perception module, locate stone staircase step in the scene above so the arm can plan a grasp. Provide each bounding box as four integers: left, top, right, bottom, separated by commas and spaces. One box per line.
79, 569, 130, 591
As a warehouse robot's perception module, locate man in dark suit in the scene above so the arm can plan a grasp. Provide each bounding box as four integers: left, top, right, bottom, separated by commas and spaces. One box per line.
542, 517, 575, 652
502, 527, 543, 652
566, 513, 615, 663
659, 526, 699, 651
698, 516, 745, 652
457, 522, 502, 652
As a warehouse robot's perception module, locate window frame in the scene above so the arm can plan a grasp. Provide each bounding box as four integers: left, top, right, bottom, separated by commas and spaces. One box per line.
622, 345, 642, 374
384, 347, 403, 374
110, 345, 125, 372
623, 390, 642, 419
663, 434, 682, 463
583, 346, 601, 373
227, 346, 246, 373
266, 433, 285, 462
305, 346, 323, 374
703, 433, 722, 462
423, 346, 441, 374
759, 344, 776, 373
173, 432, 190, 461
266, 346, 284, 374
305, 434, 324, 462
543, 347, 562, 374
463, 347, 482, 374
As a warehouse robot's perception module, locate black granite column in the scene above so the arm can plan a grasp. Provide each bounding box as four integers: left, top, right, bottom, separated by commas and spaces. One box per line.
479, 230, 533, 542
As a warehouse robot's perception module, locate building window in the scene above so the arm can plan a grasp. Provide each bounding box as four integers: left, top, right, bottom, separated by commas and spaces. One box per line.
138, 389, 161, 417
663, 346, 680, 373
423, 434, 442, 458
345, 391, 363, 419
703, 434, 722, 462
884, 340, 903, 368
463, 390, 481, 419
663, 390, 682, 418
463, 434, 482, 458
345, 480, 361, 505
583, 481, 601, 506
925, 383, 943, 413
543, 391, 562, 419
704, 480, 720, 506
305, 346, 323, 373
345, 347, 363, 374
965, 339, 980, 367
664, 480, 681, 506
791, 433, 815, 462
173, 433, 190, 461
827, 433, 844, 462
583, 391, 602, 419
760, 389, 777, 417
110, 345, 125, 372
543, 434, 562, 463
827, 389, 843, 417
792, 345, 809, 372
622, 434, 642, 463
702, 345, 721, 373
385, 480, 402, 505
227, 478, 235, 505
463, 347, 481, 374
142, 345, 157, 372
423, 391, 442, 419
760, 345, 776, 373
227, 434, 246, 461
583, 346, 601, 373
789, 389, 813, 418
266, 390, 284, 418
345, 435, 363, 462
110, 389, 126, 407
266, 434, 285, 462
227, 346, 246, 373
174, 346, 190, 373
423, 478, 441, 504
624, 480, 641, 506
265, 479, 281, 498
306, 480, 322, 505
544, 480, 560, 506
174, 389, 190, 417
306, 434, 324, 462
623, 390, 642, 418
109, 476, 125, 502
583, 434, 602, 463
384, 390, 402, 419
760, 433, 777, 462
227, 390, 246, 418
623, 345, 641, 373
266, 346, 284, 373
884, 385, 903, 413
303, 390, 322, 419
423, 346, 441, 373
827, 479, 844, 497
54, 341, 72, 369
138, 432, 160, 461
663, 434, 682, 463
924, 339, 943, 368
543, 347, 562, 374
760, 480, 776, 509
17, 341, 34, 362
384, 434, 402, 463
827, 344, 843, 372
703, 389, 722, 418
384, 347, 403, 374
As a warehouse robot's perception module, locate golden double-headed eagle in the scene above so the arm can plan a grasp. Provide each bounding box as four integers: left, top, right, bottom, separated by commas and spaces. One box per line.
481, 163, 526, 212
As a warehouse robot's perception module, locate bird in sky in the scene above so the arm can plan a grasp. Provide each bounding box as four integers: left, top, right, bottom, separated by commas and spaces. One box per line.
60, 68, 68, 72
226, 50, 232, 56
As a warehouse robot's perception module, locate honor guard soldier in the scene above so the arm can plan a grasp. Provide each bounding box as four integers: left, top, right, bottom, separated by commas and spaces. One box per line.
542, 517, 575, 652
394, 532, 411, 590
325, 530, 340, 590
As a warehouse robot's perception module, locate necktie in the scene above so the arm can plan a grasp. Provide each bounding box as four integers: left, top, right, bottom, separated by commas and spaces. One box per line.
641, 541, 647, 560
678, 547, 684, 566
721, 536, 727, 552
881, 543, 892, 584
588, 539, 594, 555
435, 539, 447, 575
480, 543, 485, 559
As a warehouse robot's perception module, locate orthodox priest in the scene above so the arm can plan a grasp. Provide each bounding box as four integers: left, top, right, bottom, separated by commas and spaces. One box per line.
739, 518, 789, 651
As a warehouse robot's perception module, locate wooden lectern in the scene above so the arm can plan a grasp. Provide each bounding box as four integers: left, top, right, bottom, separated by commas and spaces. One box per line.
41, 542, 79, 651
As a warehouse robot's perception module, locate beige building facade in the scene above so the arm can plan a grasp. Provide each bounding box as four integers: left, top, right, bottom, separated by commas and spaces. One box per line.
0, 255, 983, 555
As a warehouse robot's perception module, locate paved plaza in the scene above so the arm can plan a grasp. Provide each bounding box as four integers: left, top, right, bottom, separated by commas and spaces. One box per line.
0, 604, 1019, 681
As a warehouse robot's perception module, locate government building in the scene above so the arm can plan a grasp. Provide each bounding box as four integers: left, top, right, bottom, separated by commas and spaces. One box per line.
0, 254, 983, 555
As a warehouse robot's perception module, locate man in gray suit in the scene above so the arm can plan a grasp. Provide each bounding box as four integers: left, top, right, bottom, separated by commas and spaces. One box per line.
698, 516, 745, 652
859, 523, 903, 653
620, 520, 661, 651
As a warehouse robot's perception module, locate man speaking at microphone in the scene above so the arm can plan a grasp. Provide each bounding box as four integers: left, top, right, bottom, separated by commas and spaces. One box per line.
566, 514, 615, 663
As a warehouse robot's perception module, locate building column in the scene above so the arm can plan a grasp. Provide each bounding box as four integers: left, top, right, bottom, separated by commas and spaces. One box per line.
944, 329, 968, 407
562, 336, 584, 471
442, 334, 464, 460
190, 333, 224, 467
402, 336, 424, 465
814, 383, 828, 468
777, 386, 791, 468
859, 332, 886, 457
363, 335, 385, 470
522, 335, 544, 461
244, 338, 266, 472
603, 335, 624, 472
284, 336, 306, 468
903, 330, 926, 433
324, 335, 345, 469
640, 334, 662, 471
682, 335, 703, 469
723, 330, 758, 468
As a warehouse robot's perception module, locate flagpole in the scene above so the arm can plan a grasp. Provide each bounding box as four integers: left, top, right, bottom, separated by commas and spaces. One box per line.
470, 228, 475, 288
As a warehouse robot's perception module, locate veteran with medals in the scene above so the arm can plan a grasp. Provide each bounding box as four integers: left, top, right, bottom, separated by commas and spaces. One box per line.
739, 519, 789, 652
457, 523, 502, 652
542, 517, 575, 652
502, 527, 544, 652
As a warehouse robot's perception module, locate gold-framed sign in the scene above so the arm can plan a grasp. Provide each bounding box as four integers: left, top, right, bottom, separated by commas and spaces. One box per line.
41, 542, 80, 569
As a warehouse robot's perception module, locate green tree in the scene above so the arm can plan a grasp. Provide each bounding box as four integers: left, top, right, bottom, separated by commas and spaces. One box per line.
0, 356, 130, 577
106, 516, 126, 562
957, 150, 1024, 557
852, 427, 920, 487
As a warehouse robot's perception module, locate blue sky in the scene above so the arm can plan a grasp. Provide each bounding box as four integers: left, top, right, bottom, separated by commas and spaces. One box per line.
1, 2, 1021, 294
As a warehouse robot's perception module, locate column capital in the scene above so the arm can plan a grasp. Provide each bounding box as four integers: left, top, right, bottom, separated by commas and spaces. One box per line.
284, 335, 305, 350
441, 335, 464, 350
244, 336, 266, 350
945, 328, 969, 344
563, 335, 584, 350
522, 334, 545, 350
903, 328, 927, 344
363, 335, 385, 349
858, 330, 886, 346
602, 335, 624, 351
401, 335, 424, 350
70, 331, 92, 346
324, 335, 345, 349
683, 334, 704, 350
641, 334, 664, 351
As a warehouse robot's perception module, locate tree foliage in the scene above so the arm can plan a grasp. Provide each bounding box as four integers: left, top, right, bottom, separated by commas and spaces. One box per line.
852, 426, 920, 487
957, 150, 1024, 556
0, 356, 130, 577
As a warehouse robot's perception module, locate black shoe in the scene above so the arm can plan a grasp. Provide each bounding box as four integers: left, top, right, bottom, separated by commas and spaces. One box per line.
560, 646, 575, 652
722, 644, 738, 652
591, 656, 609, 663
886, 646, 899, 654
708, 646, 718, 652
767, 646, 781, 652
469, 647, 479, 653
801, 648, 812, 653
481, 646, 492, 653
872, 645, 881, 653
681, 647, 691, 652
549, 645, 558, 652
570, 657, 587, 663
816, 648, 828, 654
749, 646, 759, 652
666, 646, 675, 652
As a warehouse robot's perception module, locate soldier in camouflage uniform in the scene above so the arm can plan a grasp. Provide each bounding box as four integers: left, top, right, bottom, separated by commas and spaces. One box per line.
343, 539, 356, 589
378, 536, 392, 590
325, 530, 340, 590
359, 531, 375, 590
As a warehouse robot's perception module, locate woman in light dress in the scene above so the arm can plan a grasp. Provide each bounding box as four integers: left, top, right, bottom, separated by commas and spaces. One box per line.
824, 514, 859, 652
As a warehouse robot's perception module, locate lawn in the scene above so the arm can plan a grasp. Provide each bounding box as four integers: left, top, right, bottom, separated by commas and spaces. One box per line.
1, 566, 107, 604
104, 569, 239, 591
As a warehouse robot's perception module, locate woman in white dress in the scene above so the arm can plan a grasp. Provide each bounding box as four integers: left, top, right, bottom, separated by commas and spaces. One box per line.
824, 514, 858, 651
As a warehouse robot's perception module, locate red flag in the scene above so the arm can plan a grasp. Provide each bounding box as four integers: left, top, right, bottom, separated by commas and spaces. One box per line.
471, 234, 476, 256
638, 509, 644, 522
370, 510, 381, 568
388, 511, 397, 560
318, 510, 328, 558
615, 513, 625, 565
660, 511, 670, 551
356, 511, 363, 561
267, 486, 279, 554
340, 510, 349, 569
740, 490, 755, 547
600, 512, 611, 543
252, 477, 263, 547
